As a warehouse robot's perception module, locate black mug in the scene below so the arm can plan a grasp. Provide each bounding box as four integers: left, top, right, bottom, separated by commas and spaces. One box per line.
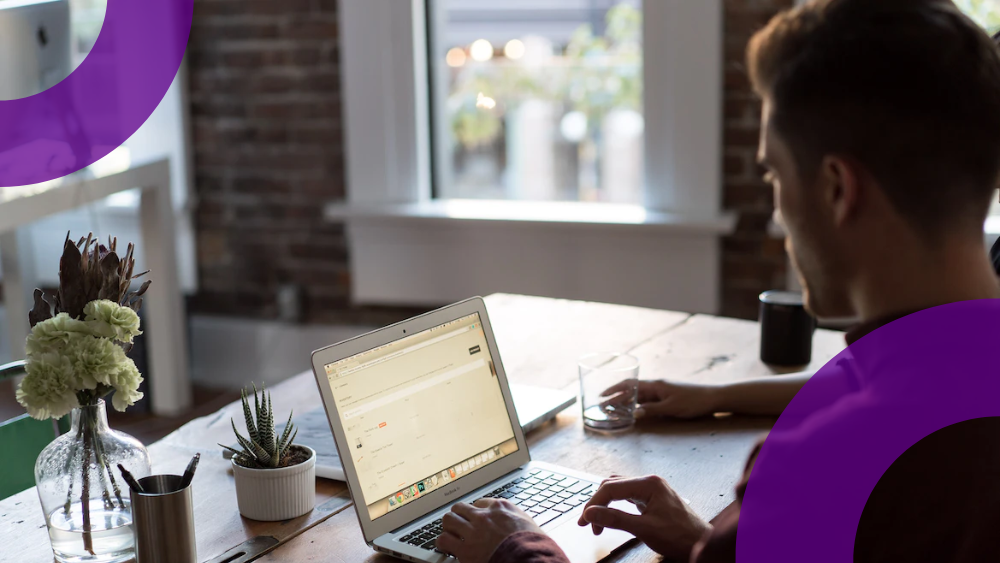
759, 290, 816, 367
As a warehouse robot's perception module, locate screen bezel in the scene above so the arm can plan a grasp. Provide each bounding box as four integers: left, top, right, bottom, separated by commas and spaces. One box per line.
310, 296, 530, 544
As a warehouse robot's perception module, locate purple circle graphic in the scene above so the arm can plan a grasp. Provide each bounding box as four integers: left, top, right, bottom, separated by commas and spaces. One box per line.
738, 300, 1000, 561
0, 0, 193, 187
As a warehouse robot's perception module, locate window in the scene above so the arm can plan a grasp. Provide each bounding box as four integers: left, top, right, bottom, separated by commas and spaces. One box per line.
335, 1, 729, 313
955, 0, 1000, 30
70, 0, 105, 59
429, 1, 644, 204
954, 0, 1000, 219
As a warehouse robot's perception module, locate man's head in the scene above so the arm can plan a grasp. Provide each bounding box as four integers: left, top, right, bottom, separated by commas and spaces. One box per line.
748, 0, 1000, 318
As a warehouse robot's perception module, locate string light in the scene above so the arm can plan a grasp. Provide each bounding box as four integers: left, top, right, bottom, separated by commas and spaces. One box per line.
504, 39, 525, 60
470, 39, 494, 62
476, 92, 496, 110
446, 47, 466, 67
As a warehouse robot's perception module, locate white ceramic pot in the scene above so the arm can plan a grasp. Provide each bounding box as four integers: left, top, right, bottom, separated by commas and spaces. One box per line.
232, 445, 316, 521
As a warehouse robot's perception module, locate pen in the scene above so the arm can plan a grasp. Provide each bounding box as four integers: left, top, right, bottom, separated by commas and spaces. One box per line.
180, 453, 200, 489
118, 464, 144, 493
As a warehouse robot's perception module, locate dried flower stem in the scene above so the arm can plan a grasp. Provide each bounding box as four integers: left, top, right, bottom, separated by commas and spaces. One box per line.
81, 425, 94, 555
62, 424, 83, 516
94, 432, 125, 509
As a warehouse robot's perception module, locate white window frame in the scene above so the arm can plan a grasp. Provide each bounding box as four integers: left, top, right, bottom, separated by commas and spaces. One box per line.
332, 0, 734, 314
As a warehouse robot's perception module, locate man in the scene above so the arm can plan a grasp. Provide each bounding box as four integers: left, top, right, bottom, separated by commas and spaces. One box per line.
436, 1, 1000, 561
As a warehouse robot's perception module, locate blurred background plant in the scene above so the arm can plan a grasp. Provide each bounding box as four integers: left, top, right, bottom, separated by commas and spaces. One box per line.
449, 4, 640, 146
440, 1, 644, 203
954, 0, 1000, 216
954, 0, 1000, 32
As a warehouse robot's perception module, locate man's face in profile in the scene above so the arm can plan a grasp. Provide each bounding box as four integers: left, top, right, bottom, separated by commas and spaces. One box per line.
758, 100, 853, 319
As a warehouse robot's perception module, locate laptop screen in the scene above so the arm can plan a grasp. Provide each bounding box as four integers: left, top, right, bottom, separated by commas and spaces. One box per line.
322, 312, 519, 520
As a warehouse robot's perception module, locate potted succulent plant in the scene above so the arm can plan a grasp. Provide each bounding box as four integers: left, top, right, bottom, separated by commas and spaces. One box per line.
220, 384, 316, 521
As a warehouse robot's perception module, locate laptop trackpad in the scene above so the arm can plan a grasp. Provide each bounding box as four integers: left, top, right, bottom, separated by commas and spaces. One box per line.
547, 501, 638, 563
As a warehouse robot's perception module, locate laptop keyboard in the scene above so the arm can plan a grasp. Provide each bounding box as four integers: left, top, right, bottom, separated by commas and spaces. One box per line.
397, 469, 597, 552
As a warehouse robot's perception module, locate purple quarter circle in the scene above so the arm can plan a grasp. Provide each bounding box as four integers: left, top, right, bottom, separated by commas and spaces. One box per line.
738, 299, 1000, 561
0, 0, 194, 187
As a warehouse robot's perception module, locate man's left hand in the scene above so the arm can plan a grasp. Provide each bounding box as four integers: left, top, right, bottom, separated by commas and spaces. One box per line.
578, 475, 709, 561
437, 498, 544, 563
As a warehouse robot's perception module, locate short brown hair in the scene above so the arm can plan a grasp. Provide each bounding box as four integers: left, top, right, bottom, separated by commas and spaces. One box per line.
748, 0, 1000, 233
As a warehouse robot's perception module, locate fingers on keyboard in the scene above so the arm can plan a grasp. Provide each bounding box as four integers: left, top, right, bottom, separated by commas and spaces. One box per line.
400, 472, 597, 548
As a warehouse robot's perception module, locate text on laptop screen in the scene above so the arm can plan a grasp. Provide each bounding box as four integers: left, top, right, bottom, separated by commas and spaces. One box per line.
323, 313, 518, 520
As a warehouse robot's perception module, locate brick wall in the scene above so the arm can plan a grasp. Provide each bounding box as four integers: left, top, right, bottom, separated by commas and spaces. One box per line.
720, 0, 793, 319
186, 0, 419, 325
185, 0, 789, 323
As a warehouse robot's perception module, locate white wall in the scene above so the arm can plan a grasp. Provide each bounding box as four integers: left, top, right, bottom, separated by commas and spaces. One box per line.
348, 220, 721, 314
189, 316, 373, 389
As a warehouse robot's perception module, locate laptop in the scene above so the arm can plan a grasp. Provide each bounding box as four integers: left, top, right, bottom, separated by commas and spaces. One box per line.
511, 385, 576, 434
310, 297, 634, 563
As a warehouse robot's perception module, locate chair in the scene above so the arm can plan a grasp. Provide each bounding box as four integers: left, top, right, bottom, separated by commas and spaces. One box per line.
0, 360, 69, 500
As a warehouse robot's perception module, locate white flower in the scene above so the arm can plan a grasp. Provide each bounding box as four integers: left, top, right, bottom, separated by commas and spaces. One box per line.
18, 303, 146, 415
111, 385, 144, 412
107, 358, 144, 412
66, 335, 128, 391
16, 353, 80, 419
25, 313, 91, 358
84, 300, 142, 344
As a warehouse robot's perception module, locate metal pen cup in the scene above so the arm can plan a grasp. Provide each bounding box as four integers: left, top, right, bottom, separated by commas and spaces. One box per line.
130, 475, 197, 563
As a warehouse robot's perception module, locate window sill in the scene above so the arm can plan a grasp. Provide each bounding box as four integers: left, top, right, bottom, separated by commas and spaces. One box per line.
985, 217, 1000, 237
774, 217, 1000, 239
324, 200, 737, 236
327, 199, 734, 313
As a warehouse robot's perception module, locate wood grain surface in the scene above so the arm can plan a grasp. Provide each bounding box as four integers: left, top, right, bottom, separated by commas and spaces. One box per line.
0, 294, 846, 563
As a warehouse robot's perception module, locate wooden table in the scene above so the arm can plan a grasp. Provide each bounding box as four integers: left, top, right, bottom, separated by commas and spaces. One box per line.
0, 294, 846, 562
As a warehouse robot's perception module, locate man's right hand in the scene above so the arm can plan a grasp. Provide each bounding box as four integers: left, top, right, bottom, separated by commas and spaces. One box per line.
437, 498, 543, 563
577, 475, 709, 561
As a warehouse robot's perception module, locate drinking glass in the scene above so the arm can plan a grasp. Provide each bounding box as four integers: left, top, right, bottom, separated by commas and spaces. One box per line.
578, 353, 639, 431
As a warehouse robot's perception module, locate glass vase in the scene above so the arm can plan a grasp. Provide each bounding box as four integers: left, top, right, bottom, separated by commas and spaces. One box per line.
34, 400, 151, 563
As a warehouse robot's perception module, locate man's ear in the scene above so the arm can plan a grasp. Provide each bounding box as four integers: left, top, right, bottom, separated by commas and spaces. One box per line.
819, 155, 861, 227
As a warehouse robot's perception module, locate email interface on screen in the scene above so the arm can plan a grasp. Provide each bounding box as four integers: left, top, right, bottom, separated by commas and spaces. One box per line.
324, 313, 518, 520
